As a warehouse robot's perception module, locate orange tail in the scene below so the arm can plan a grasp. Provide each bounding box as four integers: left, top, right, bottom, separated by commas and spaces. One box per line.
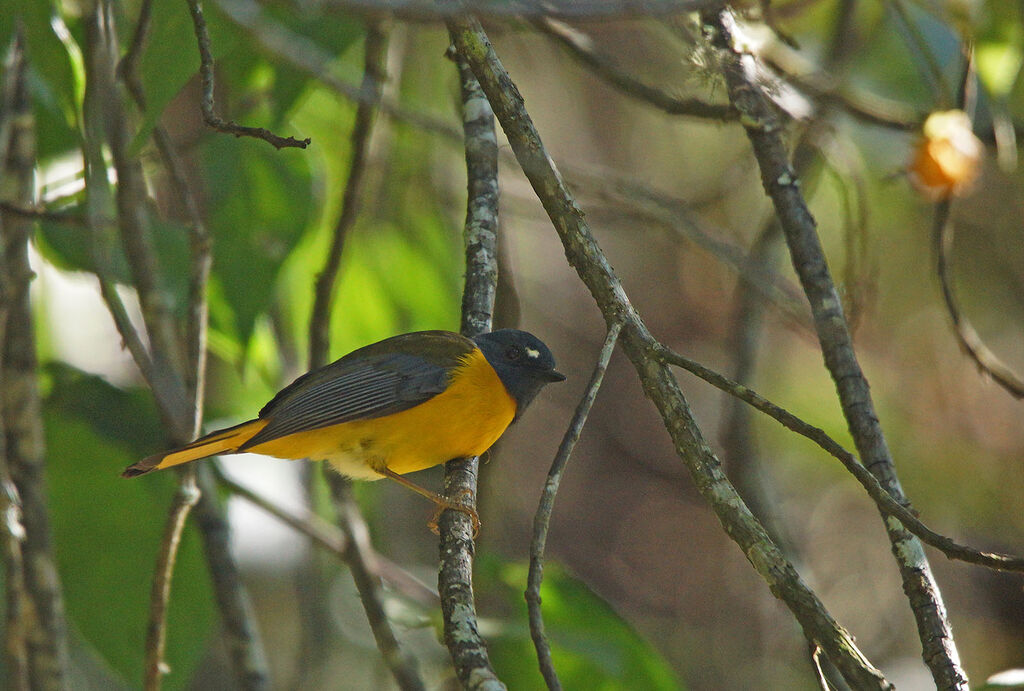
122, 419, 268, 478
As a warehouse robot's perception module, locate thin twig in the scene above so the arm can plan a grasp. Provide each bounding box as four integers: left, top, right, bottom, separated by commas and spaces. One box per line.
213, 469, 438, 605
84, 5, 209, 688
932, 201, 1024, 398
657, 345, 1024, 573
886, 0, 951, 106
310, 22, 390, 368
118, 11, 214, 681
213, 0, 461, 142
447, 15, 891, 690
0, 201, 86, 225
526, 322, 621, 691
534, 17, 736, 121
576, 168, 810, 328
116, 0, 213, 404
701, 9, 965, 688
437, 40, 505, 691
116, 0, 154, 108
143, 469, 200, 691
327, 0, 720, 21
185, 0, 310, 149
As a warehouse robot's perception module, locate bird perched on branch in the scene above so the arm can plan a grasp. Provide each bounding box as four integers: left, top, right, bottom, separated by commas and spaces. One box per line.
124, 329, 565, 531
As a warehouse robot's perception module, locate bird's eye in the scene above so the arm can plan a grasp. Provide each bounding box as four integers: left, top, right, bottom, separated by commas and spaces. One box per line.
505, 345, 522, 361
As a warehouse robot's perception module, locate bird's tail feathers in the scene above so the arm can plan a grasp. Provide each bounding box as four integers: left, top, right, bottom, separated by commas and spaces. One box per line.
121, 419, 267, 478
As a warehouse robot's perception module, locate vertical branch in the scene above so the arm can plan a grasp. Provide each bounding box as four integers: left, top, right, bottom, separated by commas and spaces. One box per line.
446, 16, 891, 690
701, 9, 966, 690
0, 29, 71, 691
142, 470, 200, 691
310, 21, 389, 368
0, 33, 29, 691
437, 38, 505, 691
526, 323, 620, 691
304, 24, 426, 690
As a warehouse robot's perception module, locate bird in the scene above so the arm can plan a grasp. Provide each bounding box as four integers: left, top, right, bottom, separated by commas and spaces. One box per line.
123, 329, 565, 531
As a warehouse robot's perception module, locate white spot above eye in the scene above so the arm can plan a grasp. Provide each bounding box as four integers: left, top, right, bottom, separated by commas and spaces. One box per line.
525, 347, 541, 359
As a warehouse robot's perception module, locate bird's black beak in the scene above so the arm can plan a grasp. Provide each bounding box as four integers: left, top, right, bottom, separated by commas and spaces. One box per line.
541, 369, 567, 382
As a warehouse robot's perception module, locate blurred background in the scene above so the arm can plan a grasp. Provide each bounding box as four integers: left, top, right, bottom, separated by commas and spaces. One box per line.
4, 0, 1024, 688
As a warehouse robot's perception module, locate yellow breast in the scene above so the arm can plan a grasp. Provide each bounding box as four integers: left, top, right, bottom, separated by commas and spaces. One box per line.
247, 348, 517, 479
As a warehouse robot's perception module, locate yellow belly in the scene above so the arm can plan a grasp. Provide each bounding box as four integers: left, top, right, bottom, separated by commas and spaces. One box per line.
246, 349, 516, 480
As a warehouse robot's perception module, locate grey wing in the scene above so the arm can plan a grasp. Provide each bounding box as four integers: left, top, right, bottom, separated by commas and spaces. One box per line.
239, 352, 452, 449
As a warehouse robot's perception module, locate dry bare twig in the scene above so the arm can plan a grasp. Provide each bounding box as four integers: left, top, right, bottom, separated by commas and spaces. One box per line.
534, 17, 736, 121
526, 322, 621, 691
185, 0, 310, 149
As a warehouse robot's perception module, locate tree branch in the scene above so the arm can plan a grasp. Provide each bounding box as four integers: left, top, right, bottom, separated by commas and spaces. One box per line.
700, 8, 966, 688
310, 21, 389, 368
300, 22, 425, 690
214, 469, 438, 605
326, 0, 724, 22
932, 200, 1024, 398
0, 29, 71, 690
436, 40, 505, 691
534, 17, 736, 121
657, 345, 1024, 573
192, 469, 270, 689
185, 0, 310, 149
526, 322, 620, 691
447, 14, 891, 690
143, 470, 200, 691
85, 1, 269, 686
328, 477, 426, 690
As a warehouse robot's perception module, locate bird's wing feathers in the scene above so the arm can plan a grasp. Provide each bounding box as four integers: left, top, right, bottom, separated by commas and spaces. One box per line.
240, 331, 475, 449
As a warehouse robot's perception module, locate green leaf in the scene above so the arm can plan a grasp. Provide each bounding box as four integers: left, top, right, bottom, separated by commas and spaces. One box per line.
43, 365, 214, 688
482, 559, 685, 690
203, 135, 313, 346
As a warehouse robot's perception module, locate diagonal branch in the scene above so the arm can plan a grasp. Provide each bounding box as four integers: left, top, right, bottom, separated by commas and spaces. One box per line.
700, 8, 966, 689
447, 15, 890, 690
657, 345, 1024, 573
533, 17, 736, 121
527, 322, 621, 691
214, 470, 438, 605
310, 21, 390, 368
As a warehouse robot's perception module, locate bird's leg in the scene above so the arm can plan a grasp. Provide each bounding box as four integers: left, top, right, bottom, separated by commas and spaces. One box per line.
380, 467, 480, 537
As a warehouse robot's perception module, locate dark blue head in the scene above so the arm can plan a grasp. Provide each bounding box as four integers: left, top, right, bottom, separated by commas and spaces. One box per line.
474, 329, 565, 418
